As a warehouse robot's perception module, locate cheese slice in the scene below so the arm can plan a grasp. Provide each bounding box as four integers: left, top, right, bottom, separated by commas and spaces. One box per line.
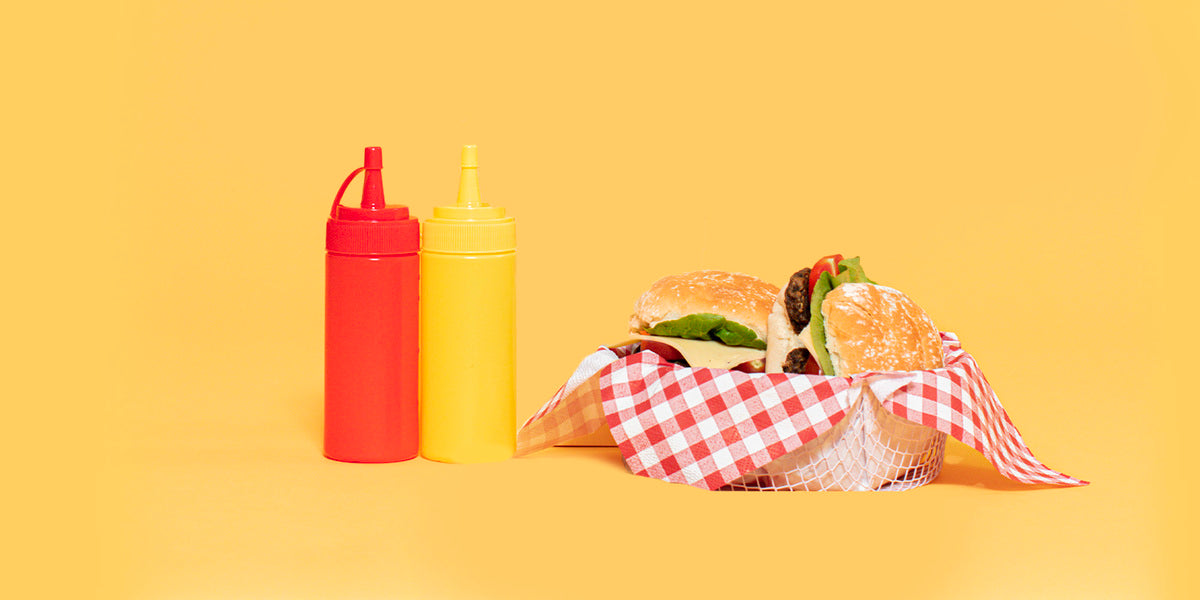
796, 324, 815, 356
623, 334, 765, 370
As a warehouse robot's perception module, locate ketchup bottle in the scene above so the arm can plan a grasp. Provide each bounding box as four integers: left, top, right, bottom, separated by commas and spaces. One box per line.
324, 147, 419, 462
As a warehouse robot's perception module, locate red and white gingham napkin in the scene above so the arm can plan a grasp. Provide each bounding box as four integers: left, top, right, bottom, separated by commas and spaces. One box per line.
517, 333, 1087, 491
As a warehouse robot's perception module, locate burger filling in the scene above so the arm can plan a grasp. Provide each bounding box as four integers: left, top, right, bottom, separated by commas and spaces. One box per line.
645, 313, 766, 350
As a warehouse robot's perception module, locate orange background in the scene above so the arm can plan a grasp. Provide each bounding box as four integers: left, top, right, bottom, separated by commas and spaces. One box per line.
6, 1, 1197, 597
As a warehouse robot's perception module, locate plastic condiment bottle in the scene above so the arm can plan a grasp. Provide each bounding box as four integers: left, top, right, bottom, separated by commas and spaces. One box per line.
420, 145, 516, 463
324, 147, 420, 463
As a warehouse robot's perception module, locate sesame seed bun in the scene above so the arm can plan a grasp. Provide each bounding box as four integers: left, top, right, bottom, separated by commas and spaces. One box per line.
628, 271, 780, 342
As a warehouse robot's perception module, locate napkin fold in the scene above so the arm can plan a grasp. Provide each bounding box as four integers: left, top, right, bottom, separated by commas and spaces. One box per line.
517, 333, 1086, 491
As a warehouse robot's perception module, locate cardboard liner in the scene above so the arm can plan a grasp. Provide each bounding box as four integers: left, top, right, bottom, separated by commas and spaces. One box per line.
726, 387, 946, 491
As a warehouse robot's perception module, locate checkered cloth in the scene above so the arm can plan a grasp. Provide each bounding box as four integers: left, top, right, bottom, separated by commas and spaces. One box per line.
517, 333, 1087, 491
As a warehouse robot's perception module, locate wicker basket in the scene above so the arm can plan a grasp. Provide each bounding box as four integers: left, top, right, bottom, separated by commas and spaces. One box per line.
726, 386, 946, 491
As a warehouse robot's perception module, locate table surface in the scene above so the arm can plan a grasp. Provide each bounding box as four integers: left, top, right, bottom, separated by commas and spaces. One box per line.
101, 416, 1180, 600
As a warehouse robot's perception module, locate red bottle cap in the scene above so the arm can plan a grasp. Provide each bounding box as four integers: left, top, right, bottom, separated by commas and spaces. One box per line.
326, 147, 420, 256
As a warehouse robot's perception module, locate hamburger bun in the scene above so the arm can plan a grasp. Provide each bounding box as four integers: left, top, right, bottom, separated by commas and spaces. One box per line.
764, 288, 809, 373
629, 270, 779, 341
822, 283, 943, 374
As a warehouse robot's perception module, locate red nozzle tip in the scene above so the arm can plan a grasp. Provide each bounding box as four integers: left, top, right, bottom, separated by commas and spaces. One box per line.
361, 147, 385, 209
364, 146, 383, 170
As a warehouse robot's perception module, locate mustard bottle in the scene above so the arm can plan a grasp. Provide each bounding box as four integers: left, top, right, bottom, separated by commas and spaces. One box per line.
419, 145, 516, 463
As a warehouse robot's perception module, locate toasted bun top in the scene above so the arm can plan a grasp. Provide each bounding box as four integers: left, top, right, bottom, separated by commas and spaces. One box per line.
629, 270, 780, 341
822, 283, 943, 375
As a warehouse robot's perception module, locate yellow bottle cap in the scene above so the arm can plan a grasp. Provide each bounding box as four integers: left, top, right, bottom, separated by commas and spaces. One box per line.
423, 145, 516, 254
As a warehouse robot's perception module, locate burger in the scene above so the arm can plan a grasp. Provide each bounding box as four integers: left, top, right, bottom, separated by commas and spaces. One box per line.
765, 255, 943, 375
628, 270, 779, 371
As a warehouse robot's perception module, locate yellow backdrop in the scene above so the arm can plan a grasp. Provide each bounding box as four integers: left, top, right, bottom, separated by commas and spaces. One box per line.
6, 1, 1196, 598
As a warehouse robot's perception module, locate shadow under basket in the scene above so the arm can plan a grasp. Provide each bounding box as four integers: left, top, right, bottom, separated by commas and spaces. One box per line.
726, 387, 947, 491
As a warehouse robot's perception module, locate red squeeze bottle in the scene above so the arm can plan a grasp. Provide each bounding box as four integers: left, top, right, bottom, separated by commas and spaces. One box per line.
324, 146, 419, 462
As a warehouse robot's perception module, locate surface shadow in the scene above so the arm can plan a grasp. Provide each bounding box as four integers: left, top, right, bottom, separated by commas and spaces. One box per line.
520, 442, 1077, 490
535, 445, 629, 470
934, 439, 1071, 491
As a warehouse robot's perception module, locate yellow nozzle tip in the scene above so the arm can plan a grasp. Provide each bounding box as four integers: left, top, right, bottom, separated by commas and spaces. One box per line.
461, 145, 478, 168
456, 145, 482, 208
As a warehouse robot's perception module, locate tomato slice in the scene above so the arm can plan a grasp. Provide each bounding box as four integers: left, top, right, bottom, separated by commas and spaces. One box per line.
808, 254, 844, 297
639, 339, 685, 362
803, 354, 823, 375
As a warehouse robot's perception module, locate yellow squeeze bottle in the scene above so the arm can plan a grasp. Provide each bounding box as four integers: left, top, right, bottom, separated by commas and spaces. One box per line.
419, 145, 516, 463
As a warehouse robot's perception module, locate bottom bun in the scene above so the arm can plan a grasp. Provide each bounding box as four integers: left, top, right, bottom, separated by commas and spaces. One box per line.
726, 387, 946, 491
764, 289, 799, 373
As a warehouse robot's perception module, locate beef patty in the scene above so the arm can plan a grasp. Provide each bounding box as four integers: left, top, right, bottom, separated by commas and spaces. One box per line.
784, 267, 811, 334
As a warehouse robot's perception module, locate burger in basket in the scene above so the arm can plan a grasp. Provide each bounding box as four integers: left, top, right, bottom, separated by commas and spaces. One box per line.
516, 255, 1086, 491
629, 256, 947, 491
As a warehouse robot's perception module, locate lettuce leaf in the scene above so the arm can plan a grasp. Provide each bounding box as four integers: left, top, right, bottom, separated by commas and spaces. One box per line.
646, 313, 766, 349
811, 256, 875, 375
808, 272, 837, 375
833, 256, 874, 286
